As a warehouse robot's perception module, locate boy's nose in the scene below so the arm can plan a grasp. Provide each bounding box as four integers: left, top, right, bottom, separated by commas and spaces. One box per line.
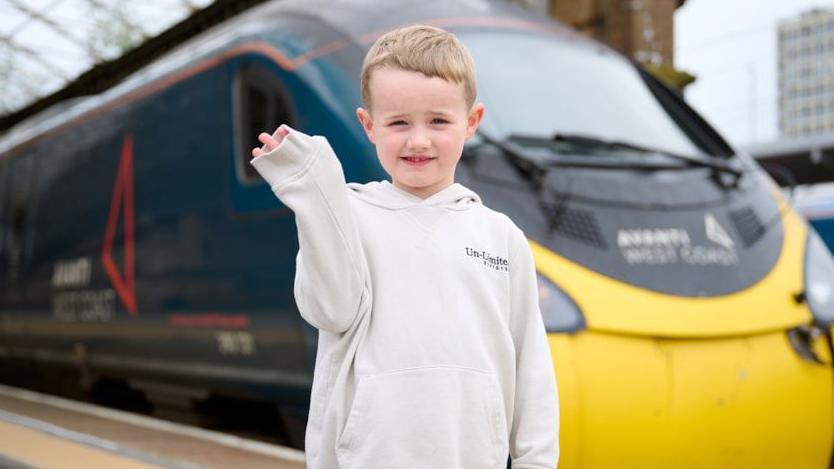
406, 128, 431, 150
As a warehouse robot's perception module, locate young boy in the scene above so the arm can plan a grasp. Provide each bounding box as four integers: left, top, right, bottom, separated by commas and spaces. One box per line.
250, 25, 559, 469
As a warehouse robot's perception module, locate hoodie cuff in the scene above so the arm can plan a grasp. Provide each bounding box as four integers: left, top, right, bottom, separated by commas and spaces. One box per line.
249, 125, 321, 191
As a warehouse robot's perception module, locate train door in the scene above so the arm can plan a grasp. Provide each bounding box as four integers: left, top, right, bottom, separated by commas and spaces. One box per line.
227, 58, 314, 445
1, 154, 35, 298
0, 161, 7, 288
229, 60, 296, 214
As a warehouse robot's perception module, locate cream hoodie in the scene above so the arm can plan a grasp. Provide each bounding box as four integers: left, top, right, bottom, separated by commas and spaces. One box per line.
250, 127, 559, 469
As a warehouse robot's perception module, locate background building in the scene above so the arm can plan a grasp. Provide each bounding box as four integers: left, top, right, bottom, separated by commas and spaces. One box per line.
778, 8, 834, 138
546, 0, 694, 89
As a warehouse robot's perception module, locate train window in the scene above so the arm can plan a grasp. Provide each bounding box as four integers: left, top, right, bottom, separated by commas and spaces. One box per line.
233, 62, 294, 184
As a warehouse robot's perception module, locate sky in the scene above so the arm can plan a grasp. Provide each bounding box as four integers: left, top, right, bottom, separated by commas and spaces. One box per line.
675, 0, 834, 149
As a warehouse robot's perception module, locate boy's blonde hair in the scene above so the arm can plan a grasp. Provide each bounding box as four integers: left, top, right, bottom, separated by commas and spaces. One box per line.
360, 24, 477, 110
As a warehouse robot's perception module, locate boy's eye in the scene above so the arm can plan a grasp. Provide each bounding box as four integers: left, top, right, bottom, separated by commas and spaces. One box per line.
389, 120, 407, 126
431, 118, 449, 124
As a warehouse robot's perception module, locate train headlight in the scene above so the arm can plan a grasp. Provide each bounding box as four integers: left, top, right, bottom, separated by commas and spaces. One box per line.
537, 274, 586, 333
804, 228, 834, 325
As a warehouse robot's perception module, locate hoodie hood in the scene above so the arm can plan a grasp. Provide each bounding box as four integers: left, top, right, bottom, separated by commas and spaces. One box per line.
346, 180, 482, 211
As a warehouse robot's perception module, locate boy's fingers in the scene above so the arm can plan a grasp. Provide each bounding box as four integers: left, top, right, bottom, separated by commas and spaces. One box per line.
258, 132, 280, 148
252, 127, 289, 159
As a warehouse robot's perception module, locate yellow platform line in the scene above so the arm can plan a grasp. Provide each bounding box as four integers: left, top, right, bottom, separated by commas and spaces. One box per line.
0, 383, 304, 464
0, 418, 162, 469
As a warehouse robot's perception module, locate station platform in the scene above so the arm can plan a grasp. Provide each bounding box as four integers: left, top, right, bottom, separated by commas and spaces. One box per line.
0, 383, 306, 468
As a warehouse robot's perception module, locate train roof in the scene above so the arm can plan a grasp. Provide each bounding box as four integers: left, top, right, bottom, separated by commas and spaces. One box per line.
267, 0, 571, 39
0, 0, 585, 157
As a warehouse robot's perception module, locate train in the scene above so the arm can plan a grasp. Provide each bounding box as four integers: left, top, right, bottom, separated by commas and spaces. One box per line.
2, 0, 833, 467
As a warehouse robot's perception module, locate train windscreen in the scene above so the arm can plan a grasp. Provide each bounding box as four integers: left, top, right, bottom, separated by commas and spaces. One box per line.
461, 31, 707, 159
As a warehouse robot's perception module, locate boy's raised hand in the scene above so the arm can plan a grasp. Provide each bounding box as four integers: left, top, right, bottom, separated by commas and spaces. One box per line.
251, 125, 290, 159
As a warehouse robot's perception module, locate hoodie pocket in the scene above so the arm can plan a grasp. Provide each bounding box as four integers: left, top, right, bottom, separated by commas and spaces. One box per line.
336, 366, 508, 469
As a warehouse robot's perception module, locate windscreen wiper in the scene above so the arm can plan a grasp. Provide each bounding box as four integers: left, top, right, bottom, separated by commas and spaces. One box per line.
475, 131, 707, 181
545, 132, 744, 178
468, 131, 575, 233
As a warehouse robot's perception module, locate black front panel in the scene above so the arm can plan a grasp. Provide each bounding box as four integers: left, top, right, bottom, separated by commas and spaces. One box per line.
457, 149, 783, 297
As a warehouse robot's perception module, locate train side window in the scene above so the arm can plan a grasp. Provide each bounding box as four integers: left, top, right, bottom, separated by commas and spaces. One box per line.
234, 62, 294, 184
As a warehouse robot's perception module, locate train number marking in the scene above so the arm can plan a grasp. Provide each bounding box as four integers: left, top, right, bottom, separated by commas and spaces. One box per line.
217, 331, 256, 355
52, 289, 115, 322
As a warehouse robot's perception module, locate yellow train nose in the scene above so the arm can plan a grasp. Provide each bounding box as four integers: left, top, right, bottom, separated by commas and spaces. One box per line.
551, 331, 833, 469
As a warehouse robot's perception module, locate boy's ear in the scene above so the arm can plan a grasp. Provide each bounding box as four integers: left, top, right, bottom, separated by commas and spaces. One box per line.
355, 107, 376, 144
464, 103, 486, 140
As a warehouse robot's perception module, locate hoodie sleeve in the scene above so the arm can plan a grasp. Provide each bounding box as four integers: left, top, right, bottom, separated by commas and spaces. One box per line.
507, 226, 560, 469
249, 126, 369, 334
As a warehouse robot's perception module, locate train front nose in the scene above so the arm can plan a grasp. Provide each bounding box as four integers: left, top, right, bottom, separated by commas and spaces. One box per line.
550, 330, 833, 469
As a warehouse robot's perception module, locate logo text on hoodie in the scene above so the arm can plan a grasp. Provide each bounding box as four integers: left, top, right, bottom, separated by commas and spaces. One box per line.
465, 247, 509, 272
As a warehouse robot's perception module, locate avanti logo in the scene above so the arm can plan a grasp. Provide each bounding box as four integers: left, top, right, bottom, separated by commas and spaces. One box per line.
617, 213, 739, 266
101, 134, 137, 316
705, 213, 734, 249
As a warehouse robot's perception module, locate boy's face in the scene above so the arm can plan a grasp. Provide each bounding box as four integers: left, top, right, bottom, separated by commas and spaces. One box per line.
356, 68, 484, 199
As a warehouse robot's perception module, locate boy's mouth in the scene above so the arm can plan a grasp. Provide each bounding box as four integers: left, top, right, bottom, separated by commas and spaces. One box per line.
401, 155, 435, 163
